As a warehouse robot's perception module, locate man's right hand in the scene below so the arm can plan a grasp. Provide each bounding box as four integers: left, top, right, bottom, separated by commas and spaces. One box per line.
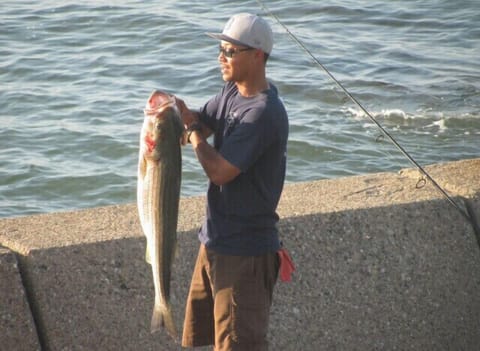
174, 96, 199, 128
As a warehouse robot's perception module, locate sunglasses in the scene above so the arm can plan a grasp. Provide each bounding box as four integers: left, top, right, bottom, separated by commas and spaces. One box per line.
218, 45, 255, 58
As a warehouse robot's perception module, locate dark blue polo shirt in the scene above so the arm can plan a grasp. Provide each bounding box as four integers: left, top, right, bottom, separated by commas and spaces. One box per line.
197, 81, 289, 256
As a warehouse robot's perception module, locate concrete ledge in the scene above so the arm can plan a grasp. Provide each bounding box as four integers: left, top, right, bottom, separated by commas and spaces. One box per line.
1, 158, 479, 350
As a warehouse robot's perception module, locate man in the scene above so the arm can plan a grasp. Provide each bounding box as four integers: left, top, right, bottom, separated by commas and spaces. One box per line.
176, 13, 289, 351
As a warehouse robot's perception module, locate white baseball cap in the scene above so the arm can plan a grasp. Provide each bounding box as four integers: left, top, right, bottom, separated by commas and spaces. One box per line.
206, 13, 273, 54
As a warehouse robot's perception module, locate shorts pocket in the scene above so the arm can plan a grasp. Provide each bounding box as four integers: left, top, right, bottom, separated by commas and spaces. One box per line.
230, 257, 269, 344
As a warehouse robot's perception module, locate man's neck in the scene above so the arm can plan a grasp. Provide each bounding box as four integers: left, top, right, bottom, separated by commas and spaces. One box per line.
236, 78, 269, 98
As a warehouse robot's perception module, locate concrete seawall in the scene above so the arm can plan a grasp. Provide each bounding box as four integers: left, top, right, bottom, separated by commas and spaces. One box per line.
1, 158, 479, 351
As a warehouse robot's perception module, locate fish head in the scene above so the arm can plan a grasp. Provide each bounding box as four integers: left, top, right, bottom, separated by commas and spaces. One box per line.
141, 90, 184, 160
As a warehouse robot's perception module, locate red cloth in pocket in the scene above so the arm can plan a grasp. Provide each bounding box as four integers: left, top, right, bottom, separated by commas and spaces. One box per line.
277, 248, 295, 282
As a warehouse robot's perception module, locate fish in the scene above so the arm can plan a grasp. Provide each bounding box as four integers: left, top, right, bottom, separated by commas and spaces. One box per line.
137, 90, 184, 339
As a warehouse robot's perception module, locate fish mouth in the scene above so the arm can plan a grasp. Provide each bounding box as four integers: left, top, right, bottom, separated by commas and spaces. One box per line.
144, 90, 176, 116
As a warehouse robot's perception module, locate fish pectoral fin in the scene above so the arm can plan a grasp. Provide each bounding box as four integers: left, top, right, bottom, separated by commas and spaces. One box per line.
138, 155, 147, 179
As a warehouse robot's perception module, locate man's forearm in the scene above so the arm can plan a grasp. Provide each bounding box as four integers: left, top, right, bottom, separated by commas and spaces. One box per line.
189, 130, 240, 186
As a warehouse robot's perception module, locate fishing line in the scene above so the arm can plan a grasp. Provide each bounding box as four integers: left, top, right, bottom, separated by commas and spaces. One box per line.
256, 0, 479, 233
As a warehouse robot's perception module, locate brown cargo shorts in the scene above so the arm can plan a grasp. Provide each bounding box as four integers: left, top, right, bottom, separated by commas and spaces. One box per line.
182, 244, 279, 351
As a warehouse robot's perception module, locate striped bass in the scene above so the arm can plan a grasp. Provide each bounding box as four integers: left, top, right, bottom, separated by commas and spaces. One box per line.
137, 90, 184, 339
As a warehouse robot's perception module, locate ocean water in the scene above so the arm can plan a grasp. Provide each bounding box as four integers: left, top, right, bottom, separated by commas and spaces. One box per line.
1, 0, 479, 218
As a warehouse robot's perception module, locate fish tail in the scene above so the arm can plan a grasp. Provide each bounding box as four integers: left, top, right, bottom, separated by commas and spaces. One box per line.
162, 306, 178, 340
150, 307, 163, 333
150, 303, 178, 340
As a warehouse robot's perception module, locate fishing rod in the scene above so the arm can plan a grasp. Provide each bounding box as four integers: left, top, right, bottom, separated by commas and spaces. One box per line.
256, 0, 480, 240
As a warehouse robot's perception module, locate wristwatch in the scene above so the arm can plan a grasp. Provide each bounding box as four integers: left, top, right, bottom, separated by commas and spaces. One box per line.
186, 122, 202, 143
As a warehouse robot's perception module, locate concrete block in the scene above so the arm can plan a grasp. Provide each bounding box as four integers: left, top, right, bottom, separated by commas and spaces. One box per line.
0, 248, 41, 351
271, 197, 480, 350
2, 203, 203, 351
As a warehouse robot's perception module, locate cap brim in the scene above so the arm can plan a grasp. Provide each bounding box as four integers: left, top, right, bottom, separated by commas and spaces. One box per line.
205, 32, 251, 48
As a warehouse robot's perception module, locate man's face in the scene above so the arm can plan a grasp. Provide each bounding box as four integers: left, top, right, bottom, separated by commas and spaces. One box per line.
218, 41, 256, 82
